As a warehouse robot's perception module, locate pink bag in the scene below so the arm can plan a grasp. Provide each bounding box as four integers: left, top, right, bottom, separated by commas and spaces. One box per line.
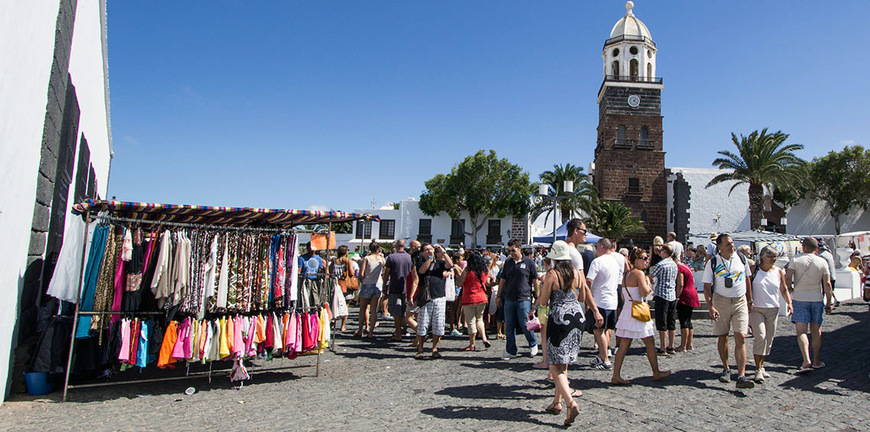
526, 316, 542, 332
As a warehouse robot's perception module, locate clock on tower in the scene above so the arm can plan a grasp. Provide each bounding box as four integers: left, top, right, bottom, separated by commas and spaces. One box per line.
592, 1, 667, 244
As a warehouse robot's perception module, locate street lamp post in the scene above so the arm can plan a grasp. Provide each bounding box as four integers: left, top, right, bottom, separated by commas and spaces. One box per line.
540, 180, 574, 244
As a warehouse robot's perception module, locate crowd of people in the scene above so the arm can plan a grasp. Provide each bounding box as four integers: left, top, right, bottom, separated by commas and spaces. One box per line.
305, 220, 863, 427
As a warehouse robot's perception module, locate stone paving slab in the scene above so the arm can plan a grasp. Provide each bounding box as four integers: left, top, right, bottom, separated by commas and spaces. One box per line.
1, 301, 868, 431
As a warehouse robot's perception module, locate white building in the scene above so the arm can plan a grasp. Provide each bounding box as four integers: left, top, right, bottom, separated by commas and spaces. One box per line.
348, 198, 531, 249
666, 167, 870, 240
0, 1, 112, 401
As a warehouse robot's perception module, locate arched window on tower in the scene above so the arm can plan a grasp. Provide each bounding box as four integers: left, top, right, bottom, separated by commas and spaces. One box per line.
630, 59, 639, 80
611, 61, 619, 78
647, 62, 652, 80
640, 126, 649, 148
616, 125, 627, 147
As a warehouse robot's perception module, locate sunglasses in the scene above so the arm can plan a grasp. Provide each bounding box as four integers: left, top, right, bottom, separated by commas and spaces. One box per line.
639, 256, 649, 260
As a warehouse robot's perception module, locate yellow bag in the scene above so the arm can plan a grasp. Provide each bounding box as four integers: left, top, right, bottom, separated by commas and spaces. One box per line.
625, 288, 651, 322
631, 301, 651, 322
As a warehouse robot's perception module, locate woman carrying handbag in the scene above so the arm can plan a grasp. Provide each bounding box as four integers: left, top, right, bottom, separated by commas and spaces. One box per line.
610, 248, 672, 385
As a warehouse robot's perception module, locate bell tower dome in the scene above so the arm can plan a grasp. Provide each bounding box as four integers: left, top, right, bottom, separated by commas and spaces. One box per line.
592, 1, 667, 244
603, 1, 657, 81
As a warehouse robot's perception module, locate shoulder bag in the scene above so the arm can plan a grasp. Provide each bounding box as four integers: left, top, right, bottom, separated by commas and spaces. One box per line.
344, 258, 359, 291
624, 286, 651, 322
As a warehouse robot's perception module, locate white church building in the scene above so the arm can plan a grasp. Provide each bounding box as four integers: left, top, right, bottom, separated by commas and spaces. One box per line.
0, 1, 112, 401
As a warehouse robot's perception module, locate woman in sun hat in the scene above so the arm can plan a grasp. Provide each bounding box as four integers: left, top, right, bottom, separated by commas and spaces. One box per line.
532, 240, 594, 426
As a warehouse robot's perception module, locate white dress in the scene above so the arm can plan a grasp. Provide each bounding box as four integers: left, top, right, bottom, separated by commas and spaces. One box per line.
615, 286, 655, 340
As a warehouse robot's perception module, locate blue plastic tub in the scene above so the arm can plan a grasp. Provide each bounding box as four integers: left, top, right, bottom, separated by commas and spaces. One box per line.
23, 372, 53, 396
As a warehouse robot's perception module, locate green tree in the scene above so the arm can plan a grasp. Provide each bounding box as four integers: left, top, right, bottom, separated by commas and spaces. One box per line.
588, 201, 645, 242
706, 128, 806, 229
531, 163, 599, 225
809, 145, 870, 234
419, 150, 532, 248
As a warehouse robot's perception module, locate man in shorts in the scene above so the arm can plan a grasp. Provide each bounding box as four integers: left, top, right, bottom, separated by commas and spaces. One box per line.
786, 237, 833, 372
585, 238, 620, 369
703, 233, 755, 389
383, 239, 414, 341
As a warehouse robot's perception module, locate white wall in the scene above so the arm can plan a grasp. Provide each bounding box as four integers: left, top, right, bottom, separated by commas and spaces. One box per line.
0, 0, 112, 402
668, 167, 751, 236
0, 0, 65, 402
785, 199, 870, 235
68, 0, 111, 197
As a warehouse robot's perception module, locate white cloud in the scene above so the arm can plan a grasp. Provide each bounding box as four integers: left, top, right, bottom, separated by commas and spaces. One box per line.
839, 140, 857, 147
308, 204, 330, 212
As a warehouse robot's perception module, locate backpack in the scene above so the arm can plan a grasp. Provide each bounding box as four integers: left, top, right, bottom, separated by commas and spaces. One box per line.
709, 253, 746, 293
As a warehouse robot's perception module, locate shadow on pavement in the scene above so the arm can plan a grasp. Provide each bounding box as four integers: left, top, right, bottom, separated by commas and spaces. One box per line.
435, 382, 543, 400
421, 405, 554, 427
765, 301, 870, 396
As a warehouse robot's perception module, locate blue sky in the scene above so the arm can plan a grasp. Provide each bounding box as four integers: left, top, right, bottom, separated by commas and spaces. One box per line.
106, 1, 869, 212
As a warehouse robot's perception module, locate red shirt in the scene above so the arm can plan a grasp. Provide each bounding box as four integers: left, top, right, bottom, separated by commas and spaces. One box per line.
460, 271, 489, 305
677, 263, 701, 307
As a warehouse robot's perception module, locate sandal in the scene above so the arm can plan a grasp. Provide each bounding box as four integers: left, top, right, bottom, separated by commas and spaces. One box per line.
796, 365, 813, 374
666, 347, 676, 355
564, 403, 580, 426
414, 352, 424, 360
544, 403, 562, 415
431, 351, 442, 359
460, 346, 476, 351
482, 340, 492, 348
352, 331, 363, 338
812, 362, 826, 369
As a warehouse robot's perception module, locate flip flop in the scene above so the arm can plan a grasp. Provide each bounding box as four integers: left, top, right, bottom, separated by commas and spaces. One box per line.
414, 352, 424, 360
795, 366, 813, 374
571, 389, 583, 397
431, 351, 442, 359
460, 346, 476, 351
812, 362, 826, 369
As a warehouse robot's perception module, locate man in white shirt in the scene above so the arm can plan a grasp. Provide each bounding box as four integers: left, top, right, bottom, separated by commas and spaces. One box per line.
585, 238, 621, 369
702, 233, 755, 389
565, 219, 603, 328
785, 237, 833, 373
667, 232, 684, 262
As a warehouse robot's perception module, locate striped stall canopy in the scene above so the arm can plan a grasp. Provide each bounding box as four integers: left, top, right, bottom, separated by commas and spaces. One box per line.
70, 199, 380, 228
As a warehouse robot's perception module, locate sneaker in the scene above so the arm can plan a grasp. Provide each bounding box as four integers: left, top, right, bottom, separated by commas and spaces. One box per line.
383, 313, 393, 320
719, 369, 732, 383
607, 349, 613, 358
594, 361, 613, 370
590, 357, 603, 367
502, 353, 517, 361
735, 375, 755, 389
450, 329, 463, 336
753, 371, 765, 384
530, 345, 539, 357
761, 367, 771, 379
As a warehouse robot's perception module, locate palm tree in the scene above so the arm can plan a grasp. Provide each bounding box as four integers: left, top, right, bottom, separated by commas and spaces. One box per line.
706, 129, 806, 230
532, 164, 599, 225
588, 201, 645, 242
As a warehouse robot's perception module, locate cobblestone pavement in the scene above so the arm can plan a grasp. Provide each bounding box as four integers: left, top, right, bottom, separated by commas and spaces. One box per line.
1, 300, 868, 431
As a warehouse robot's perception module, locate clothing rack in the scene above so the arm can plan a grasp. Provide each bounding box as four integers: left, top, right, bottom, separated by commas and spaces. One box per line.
59, 200, 370, 402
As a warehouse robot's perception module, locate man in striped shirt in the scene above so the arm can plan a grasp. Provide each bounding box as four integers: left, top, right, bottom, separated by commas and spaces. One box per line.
651, 243, 678, 354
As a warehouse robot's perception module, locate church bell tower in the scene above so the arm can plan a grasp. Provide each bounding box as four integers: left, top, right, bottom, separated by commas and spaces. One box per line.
592, 1, 667, 243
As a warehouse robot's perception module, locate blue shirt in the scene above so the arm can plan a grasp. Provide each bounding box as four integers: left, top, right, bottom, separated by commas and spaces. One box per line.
298, 253, 323, 279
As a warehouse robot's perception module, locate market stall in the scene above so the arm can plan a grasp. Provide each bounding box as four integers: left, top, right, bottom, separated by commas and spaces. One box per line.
47, 199, 378, 401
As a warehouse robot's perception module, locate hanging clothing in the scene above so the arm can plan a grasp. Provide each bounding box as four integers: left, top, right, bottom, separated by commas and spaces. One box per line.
47, 217, 89, 303
76, 225, 110, 338
157, 321, 178, 368
151, 230, 174, 307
